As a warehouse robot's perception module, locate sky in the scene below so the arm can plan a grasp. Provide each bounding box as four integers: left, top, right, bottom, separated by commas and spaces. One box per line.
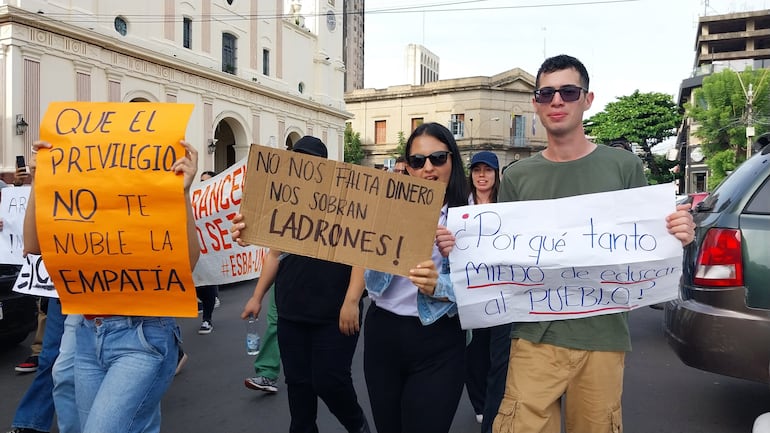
363, 0, 769, 118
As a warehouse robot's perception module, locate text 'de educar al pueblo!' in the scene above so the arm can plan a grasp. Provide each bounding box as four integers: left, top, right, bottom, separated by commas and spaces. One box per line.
36, 102, 197, 317
447, 183, 683, 329
238, 144, 445, 277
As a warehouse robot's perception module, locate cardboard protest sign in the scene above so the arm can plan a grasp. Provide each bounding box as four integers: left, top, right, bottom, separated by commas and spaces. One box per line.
0, 186, 30, 265
191, 158, 267, 285
35, 102, 197, 317
13, 254, 55, 298
239, 144, 444, 276
447, 183, 683, 329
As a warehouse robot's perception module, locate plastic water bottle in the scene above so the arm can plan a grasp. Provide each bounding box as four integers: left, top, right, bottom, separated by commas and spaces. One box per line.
246, 316, 260, 355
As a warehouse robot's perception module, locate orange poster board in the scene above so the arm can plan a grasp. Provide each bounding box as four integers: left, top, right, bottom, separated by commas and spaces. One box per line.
36, 102, 197, 317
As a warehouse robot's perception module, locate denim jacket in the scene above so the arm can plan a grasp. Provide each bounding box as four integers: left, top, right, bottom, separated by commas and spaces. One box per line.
365, 266, 458, 326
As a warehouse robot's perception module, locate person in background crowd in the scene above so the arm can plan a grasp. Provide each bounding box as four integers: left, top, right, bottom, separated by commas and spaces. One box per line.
244, 284, 281, 394
23, 140, 201, 433
392, 156, 408, 174
5, 300, 66, 433
6, 155, 77, 433
195, 170, 220, 334
363, 122, 468, 433
231, 136, 371, 433
2, 166, 42, 375
492, 54, 695, 433
463, 151, 513, 433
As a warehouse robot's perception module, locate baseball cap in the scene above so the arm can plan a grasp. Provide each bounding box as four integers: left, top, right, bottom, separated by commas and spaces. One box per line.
292, 136, 328, 158
470, 151, 499, 170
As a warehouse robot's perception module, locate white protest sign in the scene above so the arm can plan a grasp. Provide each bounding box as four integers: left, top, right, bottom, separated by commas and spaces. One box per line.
447, 183, 682, 329
0, 186, 30, 265
191, 158, 267, 285
14, 253, 56, 298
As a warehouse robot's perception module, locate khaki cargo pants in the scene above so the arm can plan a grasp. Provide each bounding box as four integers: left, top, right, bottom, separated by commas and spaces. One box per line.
492, 339, 624, 433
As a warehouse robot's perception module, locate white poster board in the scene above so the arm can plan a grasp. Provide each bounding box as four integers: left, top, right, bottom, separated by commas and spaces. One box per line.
0, 186, 30, 265
447, 184, 682, 329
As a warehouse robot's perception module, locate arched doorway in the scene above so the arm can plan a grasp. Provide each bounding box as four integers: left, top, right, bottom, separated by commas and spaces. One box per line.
285, 131, 303, 151
212, 117, 248, 173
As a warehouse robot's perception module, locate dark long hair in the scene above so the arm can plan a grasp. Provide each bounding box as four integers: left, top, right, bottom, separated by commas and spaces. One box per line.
405, 122, 468, 208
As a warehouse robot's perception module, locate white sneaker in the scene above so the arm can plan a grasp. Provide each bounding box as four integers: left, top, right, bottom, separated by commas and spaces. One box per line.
475, 414, 483, 424
754, 413, 770, 433
245, 376, 278, 393
198, 320, 213, 334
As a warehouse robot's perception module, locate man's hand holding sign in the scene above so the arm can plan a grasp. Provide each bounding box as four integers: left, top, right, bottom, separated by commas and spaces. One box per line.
447, 183, 686, 329
28, 102, 200, 317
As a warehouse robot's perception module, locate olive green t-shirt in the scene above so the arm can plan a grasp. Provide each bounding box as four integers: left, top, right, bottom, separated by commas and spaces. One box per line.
499, 144, 647, 352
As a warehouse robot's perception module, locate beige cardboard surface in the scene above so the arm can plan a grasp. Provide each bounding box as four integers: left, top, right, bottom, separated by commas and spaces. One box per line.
240, 144, 445, 276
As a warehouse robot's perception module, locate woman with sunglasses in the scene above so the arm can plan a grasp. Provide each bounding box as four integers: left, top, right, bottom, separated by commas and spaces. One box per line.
363, 122, 469, 433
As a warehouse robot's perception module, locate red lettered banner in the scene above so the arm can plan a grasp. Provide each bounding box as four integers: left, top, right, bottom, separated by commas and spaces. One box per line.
191, 159, 266, 285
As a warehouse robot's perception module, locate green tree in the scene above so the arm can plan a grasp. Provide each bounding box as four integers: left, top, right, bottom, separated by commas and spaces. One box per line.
686, 68, 770, 172
584, 90, 682, 179
705, 149, 739, 190
394, 131, 406, 157
344, 123, 364, 165
646, 154, 681, 186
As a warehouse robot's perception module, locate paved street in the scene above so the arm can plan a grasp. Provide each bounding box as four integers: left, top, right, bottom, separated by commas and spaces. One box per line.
2, 279, 769, 432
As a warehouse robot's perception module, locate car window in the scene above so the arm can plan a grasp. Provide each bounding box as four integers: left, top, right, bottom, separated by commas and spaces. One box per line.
702, 153, 769, 213
745, 177, 770, 214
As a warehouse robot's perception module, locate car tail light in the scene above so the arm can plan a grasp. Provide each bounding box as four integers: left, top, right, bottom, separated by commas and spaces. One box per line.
693, 228, 743, 287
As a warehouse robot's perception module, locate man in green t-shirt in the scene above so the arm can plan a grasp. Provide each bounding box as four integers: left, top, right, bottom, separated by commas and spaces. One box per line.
492, 55, 696, 433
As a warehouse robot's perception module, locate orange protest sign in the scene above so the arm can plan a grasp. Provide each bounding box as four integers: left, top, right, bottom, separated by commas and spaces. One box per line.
36, 102, 197, 317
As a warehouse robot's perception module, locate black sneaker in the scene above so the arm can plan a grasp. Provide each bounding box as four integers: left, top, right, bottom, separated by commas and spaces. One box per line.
14, 356, 38, 374
198, 320, 213, 335
7, 428, 46, 433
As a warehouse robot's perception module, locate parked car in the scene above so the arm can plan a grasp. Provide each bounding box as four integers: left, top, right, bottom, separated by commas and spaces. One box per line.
676, 192, 710, 210
665, 143, 770, 383
0, 264, 36, 346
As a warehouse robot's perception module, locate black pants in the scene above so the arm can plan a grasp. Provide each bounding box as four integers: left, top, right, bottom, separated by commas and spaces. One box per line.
277, 317, 367, 433
480, 323, 512, 433
196, 285, 217, 322
465, 327, 491, 416
364, 304, 466, 433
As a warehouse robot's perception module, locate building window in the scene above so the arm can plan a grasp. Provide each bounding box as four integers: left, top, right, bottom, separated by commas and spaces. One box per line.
226, 0, 234, 4
183, 17, 192, 49
375, 120, 387, 144
222, 33, 237, 74
694, 172, 707, 192
262, 49, 270, 76
298, 82, 305, 94
513, 115, 526, 147
450, 114, 465, 138
114, 16, 128, 36
411, 117, 423, 132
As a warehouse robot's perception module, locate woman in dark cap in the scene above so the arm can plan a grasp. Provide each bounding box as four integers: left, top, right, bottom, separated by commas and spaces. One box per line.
463, 150, 512, 433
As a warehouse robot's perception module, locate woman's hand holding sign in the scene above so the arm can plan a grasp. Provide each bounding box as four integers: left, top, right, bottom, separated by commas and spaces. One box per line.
171, 140, 199, 193
410, 259, 438, 297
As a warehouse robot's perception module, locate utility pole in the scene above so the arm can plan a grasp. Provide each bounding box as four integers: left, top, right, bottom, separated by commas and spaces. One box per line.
746, 83, 754, 160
